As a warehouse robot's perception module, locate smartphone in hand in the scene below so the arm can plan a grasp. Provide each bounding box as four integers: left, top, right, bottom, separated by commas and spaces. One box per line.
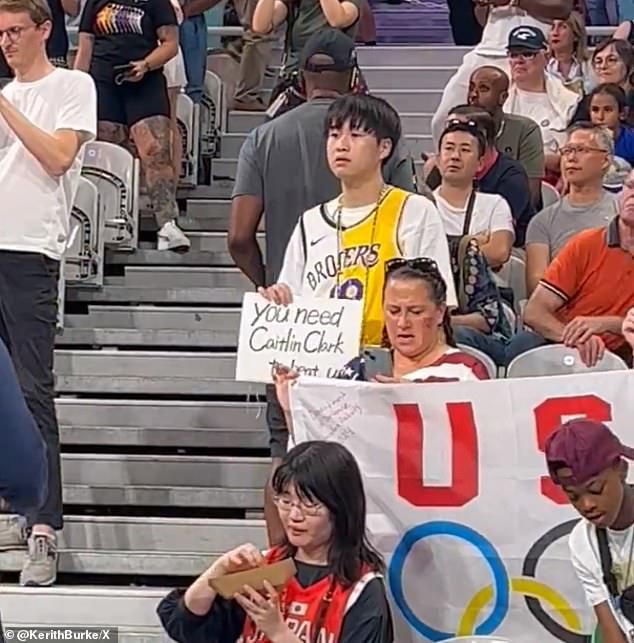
361, 347, 393, 379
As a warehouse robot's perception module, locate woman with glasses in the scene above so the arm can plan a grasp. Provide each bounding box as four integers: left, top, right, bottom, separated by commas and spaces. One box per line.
573, 39, 634, 124
157, 440, 394, 643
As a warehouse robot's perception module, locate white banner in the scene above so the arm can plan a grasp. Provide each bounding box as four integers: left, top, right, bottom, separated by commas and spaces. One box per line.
235, 293, 362, 382
290, 371, 634, 643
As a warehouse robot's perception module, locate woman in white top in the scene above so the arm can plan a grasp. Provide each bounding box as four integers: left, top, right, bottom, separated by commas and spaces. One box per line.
435, 119, 514, 269
546, 12, 592, 96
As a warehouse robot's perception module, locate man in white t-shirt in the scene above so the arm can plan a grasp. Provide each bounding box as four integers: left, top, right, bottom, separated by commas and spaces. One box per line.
503, 25, 580, 174
435, 120, 514, 267
545, 419, 634, 643
431, 0, 572, 144
0, 0, 96, 587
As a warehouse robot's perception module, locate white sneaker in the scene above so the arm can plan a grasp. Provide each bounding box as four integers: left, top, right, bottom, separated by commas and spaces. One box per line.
157, 221, 191, 252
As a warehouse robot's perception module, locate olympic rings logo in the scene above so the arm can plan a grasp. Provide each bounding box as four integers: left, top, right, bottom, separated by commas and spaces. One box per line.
388, 520, 599, 642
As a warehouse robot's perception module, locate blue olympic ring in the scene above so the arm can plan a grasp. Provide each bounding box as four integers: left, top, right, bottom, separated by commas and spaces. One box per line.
388, 520, 510, 641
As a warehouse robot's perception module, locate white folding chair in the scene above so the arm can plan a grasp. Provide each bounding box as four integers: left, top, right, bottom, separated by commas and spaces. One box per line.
541, 181, 560, 208
176, 92, 200, 188
456, 343, 498, 379
200, 70, 225, 159
81, 141, 140, 251
507, 344, 629, 379
63, 176, 104, 287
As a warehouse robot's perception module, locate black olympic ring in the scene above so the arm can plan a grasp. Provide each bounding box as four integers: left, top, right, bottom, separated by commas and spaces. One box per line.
522, 518, 590, 643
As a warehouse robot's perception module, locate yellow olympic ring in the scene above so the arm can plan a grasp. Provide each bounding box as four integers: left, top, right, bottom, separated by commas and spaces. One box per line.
456, 577, 585, 637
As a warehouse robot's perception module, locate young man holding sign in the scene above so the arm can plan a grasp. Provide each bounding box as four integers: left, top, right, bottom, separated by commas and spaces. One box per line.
259, 93, 455, 544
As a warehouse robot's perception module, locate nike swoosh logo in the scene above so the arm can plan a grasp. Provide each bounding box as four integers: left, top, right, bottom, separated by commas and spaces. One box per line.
310, 235, 328, 247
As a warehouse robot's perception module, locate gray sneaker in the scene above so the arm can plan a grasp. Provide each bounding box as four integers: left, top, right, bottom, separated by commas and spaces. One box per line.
20, 533, 58, 586
0, 515, 27, 551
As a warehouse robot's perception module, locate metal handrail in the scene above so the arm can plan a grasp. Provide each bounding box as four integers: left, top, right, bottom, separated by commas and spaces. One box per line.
65, 24, 619, 38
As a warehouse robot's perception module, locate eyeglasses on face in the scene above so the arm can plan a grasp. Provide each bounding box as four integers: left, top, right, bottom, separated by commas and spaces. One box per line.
560, 144, 608, 156
274, 495, 325, 517
593, 55, 622, 69
385, 257, 439, 276
0, 24, 39, 44
508, 50, 540, 60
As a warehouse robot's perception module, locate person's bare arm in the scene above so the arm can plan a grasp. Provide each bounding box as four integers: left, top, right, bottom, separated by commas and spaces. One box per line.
74, 33, 94, 73
319, 0, 359, 28
479, 230, 513, 268
228, 195, 266, 288
523, 284, 566, 341
525, 243, 550, 294
515, 0, 572, 21
594, 603, 628, 643
0, 94, 89, 177
451, 313, 490, 332
61, 0, 80, 17
252, 0, 288, 34
145, 25, 179, 70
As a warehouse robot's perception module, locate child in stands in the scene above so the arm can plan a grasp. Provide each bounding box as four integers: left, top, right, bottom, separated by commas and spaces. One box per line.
589, 83, 634, 166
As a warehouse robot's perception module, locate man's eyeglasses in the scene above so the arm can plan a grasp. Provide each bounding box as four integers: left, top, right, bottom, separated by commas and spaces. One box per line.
385, 257, 439, 276
508, 50, 540, 60
560, 144, 609, 157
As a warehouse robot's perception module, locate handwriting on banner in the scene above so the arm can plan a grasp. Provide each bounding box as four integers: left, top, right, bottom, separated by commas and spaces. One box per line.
313, 391, 362, 444
394, 393, 612, 508
235, 293, 363, 383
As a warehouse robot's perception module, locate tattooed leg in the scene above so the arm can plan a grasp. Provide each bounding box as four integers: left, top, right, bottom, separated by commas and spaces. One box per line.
97, 120, 129, 147
130, 115, 178, 228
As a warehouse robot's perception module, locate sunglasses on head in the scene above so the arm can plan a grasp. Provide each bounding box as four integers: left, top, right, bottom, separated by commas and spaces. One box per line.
445, 117, 479, 132
385, 257, 439, 276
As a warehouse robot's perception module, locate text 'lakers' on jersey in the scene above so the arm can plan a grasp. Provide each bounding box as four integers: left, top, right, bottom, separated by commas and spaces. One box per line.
300, 187, 410, 347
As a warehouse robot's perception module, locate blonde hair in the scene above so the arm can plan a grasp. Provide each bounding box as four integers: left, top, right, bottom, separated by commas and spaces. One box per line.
0, 0, 51, 24
566, 11, 589, 62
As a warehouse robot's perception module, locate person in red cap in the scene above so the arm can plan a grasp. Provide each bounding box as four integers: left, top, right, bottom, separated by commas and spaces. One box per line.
546, 419, 634, 643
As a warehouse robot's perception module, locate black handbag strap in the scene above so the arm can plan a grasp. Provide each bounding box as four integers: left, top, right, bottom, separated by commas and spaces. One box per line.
597, 527, 620, 598
462, 190, 477, 237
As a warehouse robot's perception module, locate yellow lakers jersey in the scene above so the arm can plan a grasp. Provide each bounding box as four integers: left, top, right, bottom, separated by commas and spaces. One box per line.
299, 186, 410, 347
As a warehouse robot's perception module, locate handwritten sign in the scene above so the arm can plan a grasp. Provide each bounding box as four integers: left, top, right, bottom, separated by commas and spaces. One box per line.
235, 293, 363, 383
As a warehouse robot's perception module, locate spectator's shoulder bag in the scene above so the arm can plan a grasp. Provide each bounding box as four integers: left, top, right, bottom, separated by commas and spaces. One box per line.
447, 191, 512, 342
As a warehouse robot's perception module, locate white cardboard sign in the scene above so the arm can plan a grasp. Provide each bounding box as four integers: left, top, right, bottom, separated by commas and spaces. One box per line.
235, 293, 363, 383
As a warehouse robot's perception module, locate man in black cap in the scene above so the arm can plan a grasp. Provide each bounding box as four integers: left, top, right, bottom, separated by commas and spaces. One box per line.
228, 28, 414, 545
504, 25, 580, 175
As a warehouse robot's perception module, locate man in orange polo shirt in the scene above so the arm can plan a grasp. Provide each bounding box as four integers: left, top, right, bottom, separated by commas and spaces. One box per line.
506, 170, 634, 367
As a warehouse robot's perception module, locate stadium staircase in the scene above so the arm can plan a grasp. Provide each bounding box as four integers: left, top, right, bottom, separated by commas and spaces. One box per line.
2, 45, 469, 640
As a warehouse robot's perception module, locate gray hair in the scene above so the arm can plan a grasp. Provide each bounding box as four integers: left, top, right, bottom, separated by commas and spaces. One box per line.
566, 121, 615, 157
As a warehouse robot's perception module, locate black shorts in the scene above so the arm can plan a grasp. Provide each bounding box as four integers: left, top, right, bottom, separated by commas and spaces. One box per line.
266, 385, 289, 459
96, 70, 169, 127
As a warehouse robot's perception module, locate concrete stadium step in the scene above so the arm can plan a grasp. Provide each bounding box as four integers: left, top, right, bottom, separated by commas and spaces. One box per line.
66, 284, 246, 305
214, 157, 423, 181
226, 110, 434, 136
60, 306, 241, 347
0, 516, 267, 575
122, 266, 250, 289
62, 453, 268, 488
220, 131, 433, 158
357, 45, 468, 66
4, 586, 165, 636
361, 65, 455, 89
54, 350, 260, 396
108, 233, 262, 265
65, 305, 240, 330
61, 454, 266, 507
57, 399, 267, 448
